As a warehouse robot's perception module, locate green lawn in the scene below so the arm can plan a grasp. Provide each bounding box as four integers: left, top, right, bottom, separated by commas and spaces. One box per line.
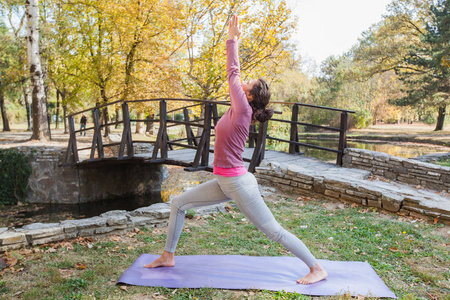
436, 158, 450, 167
1, 192, 449, 299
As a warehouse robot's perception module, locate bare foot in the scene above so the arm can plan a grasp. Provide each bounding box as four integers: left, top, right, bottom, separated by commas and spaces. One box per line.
143, 251, 175, 268
297, 262, 328, 284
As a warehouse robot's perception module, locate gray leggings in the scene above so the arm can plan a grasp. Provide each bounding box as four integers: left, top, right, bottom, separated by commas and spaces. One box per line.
164, 172, 317, 268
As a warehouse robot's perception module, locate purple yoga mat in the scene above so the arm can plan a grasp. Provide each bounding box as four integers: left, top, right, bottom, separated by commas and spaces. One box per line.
117, 254, 396, 298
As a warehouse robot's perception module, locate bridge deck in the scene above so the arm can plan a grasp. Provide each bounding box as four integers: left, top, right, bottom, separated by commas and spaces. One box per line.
74, 148, 367, 180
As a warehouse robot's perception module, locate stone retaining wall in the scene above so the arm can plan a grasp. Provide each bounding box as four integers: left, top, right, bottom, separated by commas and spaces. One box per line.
0, 203, 226, 252
342, 148, 450, 193
254, 161, 450, 224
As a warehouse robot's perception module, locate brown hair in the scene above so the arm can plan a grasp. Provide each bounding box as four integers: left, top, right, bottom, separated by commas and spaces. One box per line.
249, 78, 274, 123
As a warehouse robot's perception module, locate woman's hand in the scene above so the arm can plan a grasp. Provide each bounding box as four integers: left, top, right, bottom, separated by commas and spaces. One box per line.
228, 14, 242, 41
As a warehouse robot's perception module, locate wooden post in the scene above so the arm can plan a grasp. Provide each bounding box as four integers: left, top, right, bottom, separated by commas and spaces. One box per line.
248, 124, 257, 148
90, 108, 104, 159
337, 111, 348, 166
152, 100, 167, 160
289, 104, 299, 154
183, 107, 197, 146
211, 103, 219, 126
248, 121, 268, 173
65, 116, 79, 163
119, 102, 134, 157
201, 103, 212, 166
191, 102, 212, 169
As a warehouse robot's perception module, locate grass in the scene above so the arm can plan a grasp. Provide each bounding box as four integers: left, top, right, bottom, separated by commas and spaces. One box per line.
436, 158, 450, 167
1, 191, 449, 300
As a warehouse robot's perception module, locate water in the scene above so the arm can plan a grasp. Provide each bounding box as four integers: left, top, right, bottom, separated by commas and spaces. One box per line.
271, 139, 449, 162
8, 192, 162, 228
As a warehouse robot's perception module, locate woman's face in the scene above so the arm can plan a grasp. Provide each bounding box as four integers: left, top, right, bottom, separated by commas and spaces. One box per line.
242, 79, 257, 102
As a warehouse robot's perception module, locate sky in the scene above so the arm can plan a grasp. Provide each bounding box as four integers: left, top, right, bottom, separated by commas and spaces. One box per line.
285, 0, 393, 67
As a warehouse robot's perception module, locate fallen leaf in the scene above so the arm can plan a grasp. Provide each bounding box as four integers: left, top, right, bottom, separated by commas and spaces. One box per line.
388, 247, 398, 252
134, 228, 140, 233
18, 249, 33, 256
8, 256, 18, 267
357, 294, 365, 300
76, 263, 87, 270
263, 244, 270, 249
119, 286, 127, 291
433, 217, 439, 224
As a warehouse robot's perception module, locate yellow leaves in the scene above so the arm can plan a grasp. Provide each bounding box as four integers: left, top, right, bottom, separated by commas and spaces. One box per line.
76, 262, 87, 270
442, 57, 450, 68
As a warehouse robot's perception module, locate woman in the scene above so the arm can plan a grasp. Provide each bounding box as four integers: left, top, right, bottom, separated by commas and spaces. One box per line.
144, 15, 328, 285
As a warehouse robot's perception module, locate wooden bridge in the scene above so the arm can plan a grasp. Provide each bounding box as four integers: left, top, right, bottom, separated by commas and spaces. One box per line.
65, 98, 355, 173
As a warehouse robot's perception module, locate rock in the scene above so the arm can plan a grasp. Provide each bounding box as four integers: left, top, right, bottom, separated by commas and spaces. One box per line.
0, 231, 27, 246
23, 227, 64, 241
21, 223, 60, 231
0, 257, 7, 270
105, 215, 128, 226
381, 192, 404, 212
132, 203, 171, 219
193, 204, 227, 216
60, 216, 107, 229
129, 216, 155, 226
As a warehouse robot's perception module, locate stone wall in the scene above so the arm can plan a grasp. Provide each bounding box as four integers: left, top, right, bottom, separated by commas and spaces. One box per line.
342, 148, 450, 193
254, 161, 450, 224
14, 146, 164, 204
0, 203, 226, 252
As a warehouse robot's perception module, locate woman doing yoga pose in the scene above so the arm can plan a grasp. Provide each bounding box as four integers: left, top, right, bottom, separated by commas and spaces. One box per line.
144, 15, 328, 285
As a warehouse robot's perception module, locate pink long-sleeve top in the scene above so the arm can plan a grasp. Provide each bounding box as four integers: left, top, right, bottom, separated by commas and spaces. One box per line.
213, 39, 252, 176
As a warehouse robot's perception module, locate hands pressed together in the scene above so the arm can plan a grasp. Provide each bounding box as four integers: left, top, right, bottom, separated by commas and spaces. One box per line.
228, 14, 242, 41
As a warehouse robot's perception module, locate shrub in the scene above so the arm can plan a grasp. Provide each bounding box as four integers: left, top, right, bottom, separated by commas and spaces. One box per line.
423, 112, 436, 125
0, 149, 33, 205
354, 109, 373, 129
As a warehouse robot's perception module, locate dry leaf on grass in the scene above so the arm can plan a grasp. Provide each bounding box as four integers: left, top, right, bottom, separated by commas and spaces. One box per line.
76, 263, 87, 270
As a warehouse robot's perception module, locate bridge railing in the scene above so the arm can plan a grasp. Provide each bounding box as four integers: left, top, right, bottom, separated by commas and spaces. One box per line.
268, 102, 355, 165
65, 98, 354, 171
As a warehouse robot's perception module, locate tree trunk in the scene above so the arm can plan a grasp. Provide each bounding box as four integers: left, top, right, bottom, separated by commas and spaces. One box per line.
0, 72, 11, 132
55, 90, 60, 129
146, 113, 154, 133
23, 84, 32, 131
434, 104, 446, 131
115, 107, 121, 128
135, 111, 145, 134
100, 89, 110, 137
63, 104, 68, 134
27, 0, 51, 140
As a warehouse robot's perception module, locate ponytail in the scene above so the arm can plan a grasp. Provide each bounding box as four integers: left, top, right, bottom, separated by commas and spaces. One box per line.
249, 78, 273, 123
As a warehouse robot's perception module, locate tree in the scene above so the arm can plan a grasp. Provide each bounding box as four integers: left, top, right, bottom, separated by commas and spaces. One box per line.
352, 0, 449, 130
0, 1, 30, 132
394, 0, 449, 130
26, 0, 50, 140
181, 0, 297, 102
0, 21, 12, 131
